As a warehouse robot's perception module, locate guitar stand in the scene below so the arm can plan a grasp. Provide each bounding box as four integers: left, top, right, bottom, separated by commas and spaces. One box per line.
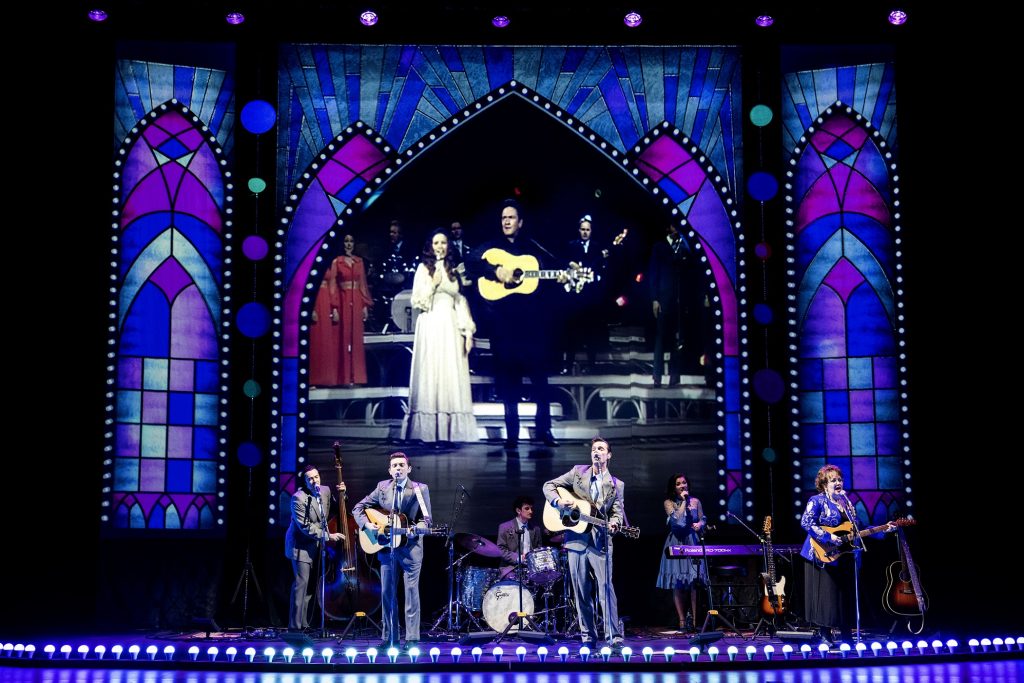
749, 612, 796, 640
700, 608, 742, 637
336, 610, 382, 642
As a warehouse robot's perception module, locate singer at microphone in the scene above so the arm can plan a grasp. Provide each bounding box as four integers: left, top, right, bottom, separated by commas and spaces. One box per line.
656, 472, 707, 633
799, 464, 891, 645
284, 464, 345, 632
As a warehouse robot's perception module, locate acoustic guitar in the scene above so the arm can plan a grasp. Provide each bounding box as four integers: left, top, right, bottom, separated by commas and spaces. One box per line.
358, 506, 448, 554
542, 486, 640, 538
477, 249, 593, 301
883, 526, 928, 625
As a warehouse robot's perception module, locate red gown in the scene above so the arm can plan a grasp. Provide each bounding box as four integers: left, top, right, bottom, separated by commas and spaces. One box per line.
310, 279, 340, 386
332, 255, 373, 385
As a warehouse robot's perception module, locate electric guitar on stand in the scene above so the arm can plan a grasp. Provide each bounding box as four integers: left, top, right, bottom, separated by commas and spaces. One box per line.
759, 516, 787, 616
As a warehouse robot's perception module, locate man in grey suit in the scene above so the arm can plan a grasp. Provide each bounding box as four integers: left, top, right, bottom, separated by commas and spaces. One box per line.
353, 452, 432, 649
497, 495, 544, 580
285, 464, 346, 631
543, 437, 625, 646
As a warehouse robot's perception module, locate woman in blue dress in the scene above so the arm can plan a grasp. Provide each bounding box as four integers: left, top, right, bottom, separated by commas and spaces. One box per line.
656, 473, 707, 632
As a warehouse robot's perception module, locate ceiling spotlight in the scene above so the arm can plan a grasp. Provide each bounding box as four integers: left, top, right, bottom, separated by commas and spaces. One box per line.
755, 14, 774, 27
225, 12, 245, 25
624, 12, 642, 28
360, 10, 378, 26
888, 9, 908, 25
492, 15, 510, 28
87, 9, 108, 21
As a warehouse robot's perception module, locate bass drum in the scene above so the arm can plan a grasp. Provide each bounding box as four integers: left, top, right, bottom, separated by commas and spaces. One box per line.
390, 289, 420, 332
482, 580, 535, 632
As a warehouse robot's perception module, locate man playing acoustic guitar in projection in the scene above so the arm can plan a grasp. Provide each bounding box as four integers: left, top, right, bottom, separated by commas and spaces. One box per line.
468, 199, 590, 450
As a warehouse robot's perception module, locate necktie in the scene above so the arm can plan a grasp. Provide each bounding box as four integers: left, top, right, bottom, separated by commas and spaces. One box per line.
521, 524, 530, 553
395, 485, 404, 511
590, 476, 600, 503
583, 241, 589, 253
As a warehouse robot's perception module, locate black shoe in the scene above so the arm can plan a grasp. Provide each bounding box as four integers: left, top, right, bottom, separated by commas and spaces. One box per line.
539, 431, 559, 447
375, 640, 397, 650
652, 377, 662, 387
504, 439, 519, 450
403, 641, 420, 652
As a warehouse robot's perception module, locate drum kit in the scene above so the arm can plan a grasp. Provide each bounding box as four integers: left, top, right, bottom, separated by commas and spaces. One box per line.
429, 531, 575, 638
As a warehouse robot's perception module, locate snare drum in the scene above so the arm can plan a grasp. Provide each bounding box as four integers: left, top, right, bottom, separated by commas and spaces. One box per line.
482, 580, 535, 632
460, 566, 497, 611
526, 547, 562, 585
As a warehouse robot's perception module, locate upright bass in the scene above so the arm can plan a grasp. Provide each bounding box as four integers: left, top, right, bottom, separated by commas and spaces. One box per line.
321, 442, 381, 618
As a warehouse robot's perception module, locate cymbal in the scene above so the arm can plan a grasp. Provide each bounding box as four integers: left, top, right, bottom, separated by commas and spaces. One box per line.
455, 532, 502, 558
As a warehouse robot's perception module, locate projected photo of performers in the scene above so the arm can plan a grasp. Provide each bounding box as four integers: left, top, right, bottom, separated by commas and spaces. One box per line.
305, 99, 718, 541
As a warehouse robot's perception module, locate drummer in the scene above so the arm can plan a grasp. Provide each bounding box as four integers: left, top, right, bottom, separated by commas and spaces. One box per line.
497, 495, 545, 581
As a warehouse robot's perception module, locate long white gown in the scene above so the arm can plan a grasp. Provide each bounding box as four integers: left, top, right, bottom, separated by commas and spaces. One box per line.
403, 263, 478, 442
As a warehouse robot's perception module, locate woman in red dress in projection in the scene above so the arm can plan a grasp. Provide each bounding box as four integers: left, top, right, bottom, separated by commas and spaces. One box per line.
310, 276, 341, 386
332, 234, 373, 385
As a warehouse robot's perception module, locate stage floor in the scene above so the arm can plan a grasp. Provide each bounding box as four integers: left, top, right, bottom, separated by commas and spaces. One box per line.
3, 625, 1021, 676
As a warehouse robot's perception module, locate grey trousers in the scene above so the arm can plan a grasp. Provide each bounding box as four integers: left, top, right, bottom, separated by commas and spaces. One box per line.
567, 544, 622, 642
289, 559, 312, 630
380, 545, 423, 642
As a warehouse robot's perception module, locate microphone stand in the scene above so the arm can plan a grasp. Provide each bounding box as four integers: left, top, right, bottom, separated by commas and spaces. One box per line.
431, 484, 471, 637
841, 493, 865, 644
315, 491, 330, 638
595, 466, 618, 646
385, 478, 401, 648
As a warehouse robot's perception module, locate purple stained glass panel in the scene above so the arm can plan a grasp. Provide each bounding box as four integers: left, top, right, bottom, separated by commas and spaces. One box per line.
170, 286, 218, 359
876, 422, 899, 455
119, 357, 143, 389
822, 358, 848, 389
151, 258, 192, 301
168, 426, 193, 457
115, 424, 141, 457
825, 423, 851, 456
851, 456, 878, 489
170, 359, 195, 391
140, 460, 166, 493
142, 391, 168, 424
873, 356, 897, 388
317, 160, 358, 196
848, 389, 874, 422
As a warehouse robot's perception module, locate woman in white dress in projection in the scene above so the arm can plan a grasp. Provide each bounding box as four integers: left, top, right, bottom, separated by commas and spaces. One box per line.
403, 228, 478, 444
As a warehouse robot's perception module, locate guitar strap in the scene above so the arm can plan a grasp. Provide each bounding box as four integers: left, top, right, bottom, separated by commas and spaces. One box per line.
412, 482, 431, 526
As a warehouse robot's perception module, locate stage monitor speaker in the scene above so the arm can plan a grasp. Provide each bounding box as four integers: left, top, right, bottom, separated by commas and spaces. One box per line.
690, 630, 725, 648
281, 631, 317, 649
777, 629, 821, 644
459, 631, 500, 646
516, 631, 556, 645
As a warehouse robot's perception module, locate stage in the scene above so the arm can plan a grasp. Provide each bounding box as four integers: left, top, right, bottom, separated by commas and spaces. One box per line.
3, 626, 1022, 676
